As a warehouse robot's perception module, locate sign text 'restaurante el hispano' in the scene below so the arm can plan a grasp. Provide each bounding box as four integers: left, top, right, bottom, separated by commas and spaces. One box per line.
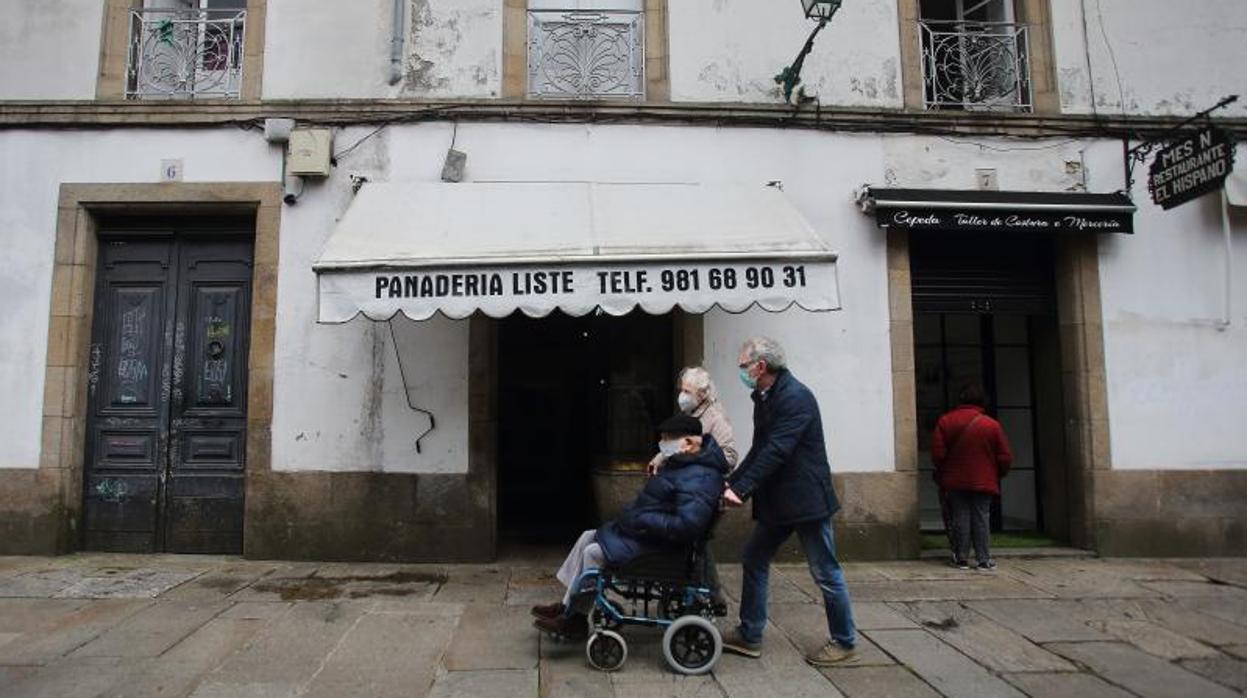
1148, 128, 1236, 210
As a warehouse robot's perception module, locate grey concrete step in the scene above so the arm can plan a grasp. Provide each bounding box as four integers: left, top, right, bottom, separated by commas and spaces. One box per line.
919, 546, 1096, 560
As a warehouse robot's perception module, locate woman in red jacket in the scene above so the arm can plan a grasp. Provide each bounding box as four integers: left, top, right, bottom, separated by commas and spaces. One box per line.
932, 384, 1013, 570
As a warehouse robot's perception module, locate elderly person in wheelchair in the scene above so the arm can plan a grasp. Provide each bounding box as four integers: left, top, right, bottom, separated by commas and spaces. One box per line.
532, 413, 729, 673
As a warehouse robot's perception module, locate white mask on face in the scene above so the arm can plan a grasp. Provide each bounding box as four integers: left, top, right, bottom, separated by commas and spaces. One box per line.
677, 391, 700, 414
658, 439, 682, 458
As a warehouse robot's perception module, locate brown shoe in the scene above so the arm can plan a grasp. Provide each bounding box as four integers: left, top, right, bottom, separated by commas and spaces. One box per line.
722, 629, 762, 658
533, 614, 588, 641
530, 602, 565, 619
805, 642, 858, 667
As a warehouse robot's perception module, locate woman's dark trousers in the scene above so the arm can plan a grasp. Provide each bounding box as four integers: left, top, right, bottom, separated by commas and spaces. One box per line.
947, 490, 993, 564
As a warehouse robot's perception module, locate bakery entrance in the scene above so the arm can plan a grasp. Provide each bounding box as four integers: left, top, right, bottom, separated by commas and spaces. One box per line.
911, 232, 1070, 541
497, 311, 675, 544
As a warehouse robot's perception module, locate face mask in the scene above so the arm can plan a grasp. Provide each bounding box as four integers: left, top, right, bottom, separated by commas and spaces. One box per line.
739, 365, 758, 390
658, 439, 682, 458
677, 391, 700, 414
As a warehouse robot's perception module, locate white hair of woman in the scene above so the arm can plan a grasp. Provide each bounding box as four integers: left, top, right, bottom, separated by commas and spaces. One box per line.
677, 366, 717, 405
656, 365, 738, 470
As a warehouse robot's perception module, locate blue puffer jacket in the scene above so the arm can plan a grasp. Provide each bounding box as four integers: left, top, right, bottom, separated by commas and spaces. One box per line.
727, 370, 841, 526
595, 436, 730, 566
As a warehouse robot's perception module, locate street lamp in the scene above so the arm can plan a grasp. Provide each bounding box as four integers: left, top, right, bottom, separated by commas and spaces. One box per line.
802, 0, 843, 21
776, 0, 844, 103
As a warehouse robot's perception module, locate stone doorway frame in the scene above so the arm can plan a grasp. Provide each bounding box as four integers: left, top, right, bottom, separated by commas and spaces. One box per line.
887, 229, 1110, 551
37, 182, 281, 553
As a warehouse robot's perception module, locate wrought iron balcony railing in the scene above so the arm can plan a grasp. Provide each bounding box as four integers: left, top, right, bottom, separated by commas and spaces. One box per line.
919, 20, 1031, 112
126, 8, 246, 99
528, 9, 645, 100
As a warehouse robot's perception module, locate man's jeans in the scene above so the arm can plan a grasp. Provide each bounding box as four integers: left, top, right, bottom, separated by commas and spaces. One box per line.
739, 517, 856, 649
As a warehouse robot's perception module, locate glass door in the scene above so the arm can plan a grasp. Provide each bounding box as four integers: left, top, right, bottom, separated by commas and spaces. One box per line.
915, 312, 1040, 532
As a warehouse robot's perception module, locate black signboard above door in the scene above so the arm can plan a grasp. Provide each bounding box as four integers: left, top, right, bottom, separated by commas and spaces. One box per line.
862, 188, 1136, 235
1148, 128, 1236, 210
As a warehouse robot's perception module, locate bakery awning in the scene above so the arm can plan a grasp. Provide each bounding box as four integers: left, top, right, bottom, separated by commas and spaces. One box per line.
314, 182, 840, 323
861, 187, 1136, 234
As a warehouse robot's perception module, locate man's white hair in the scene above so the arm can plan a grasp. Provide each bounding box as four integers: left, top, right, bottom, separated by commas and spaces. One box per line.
740, 336, 787, 373
678, 366, 718, 401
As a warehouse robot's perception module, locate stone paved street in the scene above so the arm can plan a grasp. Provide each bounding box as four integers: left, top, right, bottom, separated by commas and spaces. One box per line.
1, 554, 1245, 697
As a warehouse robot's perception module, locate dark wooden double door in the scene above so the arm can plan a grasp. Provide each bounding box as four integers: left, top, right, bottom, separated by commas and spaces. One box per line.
84, 229, 253, 554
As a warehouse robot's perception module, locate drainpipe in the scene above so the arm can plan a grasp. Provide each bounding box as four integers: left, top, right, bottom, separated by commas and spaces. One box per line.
1219, 189, 1234, 330
389, 0, 405, 85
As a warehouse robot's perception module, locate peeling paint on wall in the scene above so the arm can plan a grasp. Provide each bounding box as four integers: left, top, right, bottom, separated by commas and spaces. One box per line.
401, 0, 499, 98
1050, 0, 1247, 117
670, 0, 903, 107
882, 136, 1088, 192
262, 0, 500, 99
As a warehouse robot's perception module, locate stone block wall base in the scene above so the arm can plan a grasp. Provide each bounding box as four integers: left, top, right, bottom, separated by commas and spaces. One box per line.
709, 471, 921, 563
1093, 469, 1247, 557
0, 469, 75, 555
244, 471, 493, 562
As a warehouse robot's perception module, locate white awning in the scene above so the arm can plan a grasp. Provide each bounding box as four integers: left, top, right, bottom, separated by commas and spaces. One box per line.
313, 182, 840, 322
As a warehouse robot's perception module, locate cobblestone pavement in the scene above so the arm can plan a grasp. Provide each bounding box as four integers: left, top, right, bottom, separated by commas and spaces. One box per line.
1, 553, 1245, 697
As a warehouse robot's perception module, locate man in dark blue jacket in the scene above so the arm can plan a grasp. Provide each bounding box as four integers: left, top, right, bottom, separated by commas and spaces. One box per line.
722, 336, 858, 667
532, 414, 729, 638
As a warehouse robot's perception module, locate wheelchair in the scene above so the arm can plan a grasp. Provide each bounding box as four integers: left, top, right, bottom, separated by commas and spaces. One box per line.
563, 527, 728, 675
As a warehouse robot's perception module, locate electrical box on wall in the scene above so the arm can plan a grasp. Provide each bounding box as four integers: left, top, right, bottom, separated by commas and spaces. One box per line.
287, 129, 333, 177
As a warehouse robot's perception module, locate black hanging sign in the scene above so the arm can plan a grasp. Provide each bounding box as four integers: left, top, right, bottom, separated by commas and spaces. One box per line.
1148, 128, 1236, 210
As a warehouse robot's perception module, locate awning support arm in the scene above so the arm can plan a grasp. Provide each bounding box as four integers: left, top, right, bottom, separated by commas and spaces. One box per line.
387, 319, 436, 453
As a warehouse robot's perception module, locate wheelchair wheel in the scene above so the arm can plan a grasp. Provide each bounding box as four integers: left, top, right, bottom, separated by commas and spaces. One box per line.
586, 630, 628, 672
662, 615, 722, 675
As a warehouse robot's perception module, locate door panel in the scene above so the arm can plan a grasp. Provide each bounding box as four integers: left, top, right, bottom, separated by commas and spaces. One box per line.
84, 240, 176, 552
166, 239, 252, 553
84, 232, 252, 554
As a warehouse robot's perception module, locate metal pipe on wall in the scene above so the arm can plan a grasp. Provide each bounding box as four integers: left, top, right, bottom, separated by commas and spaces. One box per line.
1220, 190, 1234, 330
389, 0, 405, 85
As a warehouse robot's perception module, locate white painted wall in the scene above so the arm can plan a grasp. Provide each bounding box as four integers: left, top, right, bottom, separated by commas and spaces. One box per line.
877, 134, 1247, 472
0, 128, 278, 469
0, 125, 472, 475
263, 0, 501, 99
5, 124, 1243, 479
880, 134, 1091, 192
270, 128, 470, 474
0, 0, 104, 100
669, 0, 902, 107
1093, 141, 1247, 470
331, 122, 897, 474
1050, 0, 1247, 117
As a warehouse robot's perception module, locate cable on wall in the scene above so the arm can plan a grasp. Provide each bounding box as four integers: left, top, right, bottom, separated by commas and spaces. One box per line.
387, 318, 437, 454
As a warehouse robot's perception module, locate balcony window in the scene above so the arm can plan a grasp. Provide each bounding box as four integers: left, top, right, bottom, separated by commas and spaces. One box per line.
919, 0, 1031, 111
527, 0, 646, 100
126, 0, 247, 99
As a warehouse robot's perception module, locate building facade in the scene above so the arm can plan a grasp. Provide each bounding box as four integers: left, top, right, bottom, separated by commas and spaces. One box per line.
1, 0, 1244, 561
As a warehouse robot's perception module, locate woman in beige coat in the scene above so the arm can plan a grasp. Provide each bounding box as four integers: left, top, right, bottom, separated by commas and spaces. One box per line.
650, 366, 739, 473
